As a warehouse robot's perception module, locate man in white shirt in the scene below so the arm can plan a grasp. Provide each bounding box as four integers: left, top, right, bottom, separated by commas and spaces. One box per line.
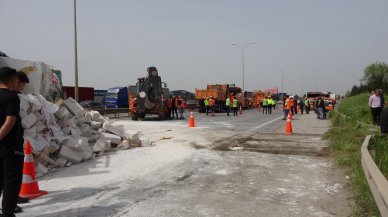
369, 89, 382, 124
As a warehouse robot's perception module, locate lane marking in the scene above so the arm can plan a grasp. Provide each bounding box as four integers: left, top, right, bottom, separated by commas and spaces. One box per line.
246, 116, 283, 133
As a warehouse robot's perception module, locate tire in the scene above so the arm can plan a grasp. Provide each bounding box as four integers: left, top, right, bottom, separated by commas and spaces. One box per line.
139, 113, 146, 119
131, 113, 139, 121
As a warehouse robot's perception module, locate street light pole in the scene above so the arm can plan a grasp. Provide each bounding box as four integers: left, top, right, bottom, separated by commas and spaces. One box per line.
74, 0, 79, 102
232, 42, 256, 91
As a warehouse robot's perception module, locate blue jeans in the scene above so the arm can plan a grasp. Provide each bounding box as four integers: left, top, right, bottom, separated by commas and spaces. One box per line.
283, 109, 289, 120
319, 107, 325, 119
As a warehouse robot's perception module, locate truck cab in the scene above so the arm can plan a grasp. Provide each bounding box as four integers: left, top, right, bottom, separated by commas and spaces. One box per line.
105, 87, 129, 108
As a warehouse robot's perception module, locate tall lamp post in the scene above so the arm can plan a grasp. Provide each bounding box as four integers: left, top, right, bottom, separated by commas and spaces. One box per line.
73, 0, 79, 102
232, 42, 256, 91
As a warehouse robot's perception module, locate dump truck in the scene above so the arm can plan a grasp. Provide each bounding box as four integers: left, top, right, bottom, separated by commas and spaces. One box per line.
306, 91, 335, 111
128, 67, 169, 120
195, 84, 228, 112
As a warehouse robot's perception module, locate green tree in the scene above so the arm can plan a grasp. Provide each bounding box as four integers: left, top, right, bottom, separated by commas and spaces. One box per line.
361, 62, 388, 91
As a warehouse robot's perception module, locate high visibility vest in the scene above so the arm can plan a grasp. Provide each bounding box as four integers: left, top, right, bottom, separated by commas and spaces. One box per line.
263, 99, 268, 106
181, 100, 186, 109
204, 99, 209, 106
226, 98, 230, 106
167, 98, 173, 108
233, 99, 238, 108
285, 99, 292, 109
304, 100, 309, 106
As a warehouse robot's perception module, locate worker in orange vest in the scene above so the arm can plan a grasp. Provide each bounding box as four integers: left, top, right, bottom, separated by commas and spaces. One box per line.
178, 96, 186, 119
209, 96, 216, 116
167, 96, 173, 119
289, 96, 295, 115
283, 95, 291, 120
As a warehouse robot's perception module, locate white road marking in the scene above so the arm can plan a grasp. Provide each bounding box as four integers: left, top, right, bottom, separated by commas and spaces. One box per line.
246, 116, 283, 133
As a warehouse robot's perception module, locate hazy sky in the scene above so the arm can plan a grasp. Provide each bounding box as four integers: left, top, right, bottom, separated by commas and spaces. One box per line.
1, 0, 388, 95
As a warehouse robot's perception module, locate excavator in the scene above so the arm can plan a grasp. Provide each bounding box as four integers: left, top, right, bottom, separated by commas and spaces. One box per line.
129, 66, 169, 120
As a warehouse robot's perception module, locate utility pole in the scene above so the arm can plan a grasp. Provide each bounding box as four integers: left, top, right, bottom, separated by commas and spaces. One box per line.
232, 42, 256, 91
74, 0, 79, 102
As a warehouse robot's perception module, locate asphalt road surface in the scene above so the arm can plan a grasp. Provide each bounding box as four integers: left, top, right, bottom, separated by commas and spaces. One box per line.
19, 108, 353, 217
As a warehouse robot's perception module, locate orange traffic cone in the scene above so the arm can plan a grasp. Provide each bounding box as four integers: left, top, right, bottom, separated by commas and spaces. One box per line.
19, 140, 48, 199
285, 116, 293, 135
188, 110, 196, 127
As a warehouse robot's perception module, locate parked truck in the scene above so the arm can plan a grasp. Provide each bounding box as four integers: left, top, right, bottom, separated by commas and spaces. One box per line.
195, 84, 228, 112
128, 67, 169, 120
105, 87, 129, 108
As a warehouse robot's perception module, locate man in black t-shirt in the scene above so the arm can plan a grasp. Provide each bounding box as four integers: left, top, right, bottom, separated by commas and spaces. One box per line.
0, 67, 24, 217
380, 107, 388, 134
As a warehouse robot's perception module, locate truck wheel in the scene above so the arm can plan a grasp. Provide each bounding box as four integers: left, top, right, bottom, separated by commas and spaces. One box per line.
139, 113, 146, 119
131, 113, 139, 121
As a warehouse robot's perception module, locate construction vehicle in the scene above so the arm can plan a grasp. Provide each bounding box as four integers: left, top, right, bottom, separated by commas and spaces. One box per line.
306, 91, 336, 111
128, 67, 169, 120
251, 91, 266, 108
195, 84, 228, 112
105, 87, 129, 108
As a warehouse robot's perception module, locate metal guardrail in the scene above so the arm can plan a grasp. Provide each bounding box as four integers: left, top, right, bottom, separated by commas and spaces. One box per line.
92, 108, 129, 118
361, 135, 388, 217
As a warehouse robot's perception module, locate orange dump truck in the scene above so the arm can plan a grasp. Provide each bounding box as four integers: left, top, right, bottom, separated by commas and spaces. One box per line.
251, 91, 266, 108
195, 84, 228, 112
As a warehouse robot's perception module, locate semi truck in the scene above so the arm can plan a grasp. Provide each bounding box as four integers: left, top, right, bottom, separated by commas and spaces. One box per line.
128, 67, 169, 120
105, 87, 129, 108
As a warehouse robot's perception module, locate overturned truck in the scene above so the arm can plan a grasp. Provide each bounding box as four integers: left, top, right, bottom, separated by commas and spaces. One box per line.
129, 67, 169, 120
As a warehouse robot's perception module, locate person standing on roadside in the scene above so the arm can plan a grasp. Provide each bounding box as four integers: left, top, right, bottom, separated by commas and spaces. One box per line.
298, 97, 305, 115
167, 96, 173, 119
0, 67, 24, 217
369, 89, 382, 125
304, 97, 310, 114
262, 97, 268, 114
178, 96, 186, 120
283, 95, 291, 120
232, 97, 239, 116
209, 97, 216, 116
171, 96, 178, 119
225, 96, 231, 116
204, 97, 210, 116
289, 96, 295, 115
317, 96, 326, 119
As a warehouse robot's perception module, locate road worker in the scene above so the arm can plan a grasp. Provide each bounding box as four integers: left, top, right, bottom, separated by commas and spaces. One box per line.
232, 97, 239, 116
225, 96, 231, 116
289, 96, 295, 115
167, 96, 173, 119
171, 96, 178, 119
209, 97, 216, 116
178, 97, 186, 120
298, 97, 304, 115
267, 97, 273, 114
263, 97, 268, 114
204, 97, 210, 116
283, 95, 291, 120
304, 97, 310, 114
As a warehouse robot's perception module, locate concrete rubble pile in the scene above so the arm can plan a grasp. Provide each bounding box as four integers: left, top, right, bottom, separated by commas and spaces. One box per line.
0, 56, 151, 178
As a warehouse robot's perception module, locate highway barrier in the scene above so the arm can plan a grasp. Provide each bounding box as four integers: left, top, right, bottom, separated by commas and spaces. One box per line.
361, 135, 388, 217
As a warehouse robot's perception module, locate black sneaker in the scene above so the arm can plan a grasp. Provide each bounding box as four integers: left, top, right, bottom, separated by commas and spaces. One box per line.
17, 196, 29, 204
14, 206, 23, 214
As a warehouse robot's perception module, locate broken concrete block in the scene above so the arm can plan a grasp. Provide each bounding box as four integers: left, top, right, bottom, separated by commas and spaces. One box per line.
90, 121, 102, 130
140, 137, 152, 147
98, 128, 106, 133
101, 133, 122, 144
98, 117, 109, 125
90, 111, 101, 121
80, 150, 93, 161
24, 126, 37, 138
34, 121, 46, 132
56, 106, 70, 119
63, 97, 86, 117
103, 123, 125, 138
117, 140, 130, 150
22, 113, 38, 129
88, 134, 100, 143
34, 112, 43, 122
56, 158, 68, 168
84, 112, 92, 123
58, 145, 82, 163
36, 162, 48, 174
123, 130, 140, 142
63, 137, 89, 152
93, 139, 107, 153
105, 140, 112, 149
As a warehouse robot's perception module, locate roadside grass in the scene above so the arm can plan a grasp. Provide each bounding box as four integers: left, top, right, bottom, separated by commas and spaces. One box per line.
324, 93, 385, 217
369, 135, 388, 178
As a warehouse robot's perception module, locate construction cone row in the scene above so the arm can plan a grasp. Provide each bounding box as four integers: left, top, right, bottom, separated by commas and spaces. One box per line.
19, 140, 48, 199
285, 114, 293, 135
188, 110, 196, 127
